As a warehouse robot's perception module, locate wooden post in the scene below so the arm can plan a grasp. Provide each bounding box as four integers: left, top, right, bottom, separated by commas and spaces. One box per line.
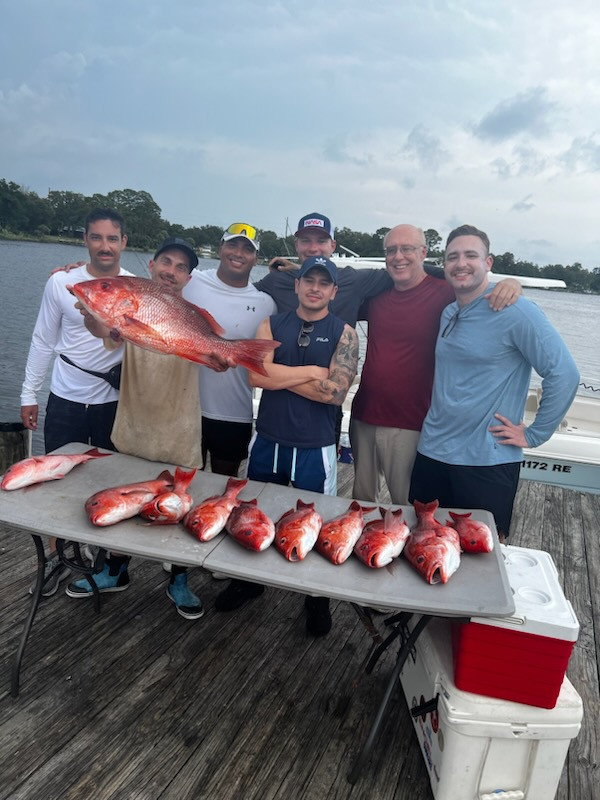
0, 422, 28, 473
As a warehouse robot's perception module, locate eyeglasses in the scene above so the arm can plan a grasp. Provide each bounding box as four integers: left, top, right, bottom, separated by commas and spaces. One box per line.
441, 310, 460, 338
224, 222, 259, 241
383, 245, 421, 257
297, 321, 314, 347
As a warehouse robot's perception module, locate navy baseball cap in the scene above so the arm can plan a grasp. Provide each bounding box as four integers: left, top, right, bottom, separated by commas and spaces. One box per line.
297, 256, 338, 285
295, 213, 334, 238
153, 237, 198, 271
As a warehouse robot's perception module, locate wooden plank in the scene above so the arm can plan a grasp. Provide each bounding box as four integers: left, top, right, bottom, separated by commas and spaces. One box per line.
1, 476, 599, 800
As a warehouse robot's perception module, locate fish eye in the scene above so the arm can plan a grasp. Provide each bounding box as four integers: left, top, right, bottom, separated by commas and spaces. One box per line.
100, 281, 111, 289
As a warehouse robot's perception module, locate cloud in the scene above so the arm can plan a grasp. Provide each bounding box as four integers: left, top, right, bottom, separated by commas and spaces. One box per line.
473, 87, 557, 141
511, 195, 535, 212
560, 132, 600, 172
402, 125, 448, 171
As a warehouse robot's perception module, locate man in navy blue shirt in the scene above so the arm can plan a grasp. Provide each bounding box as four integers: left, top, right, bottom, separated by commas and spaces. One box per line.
216, 256, 359, 636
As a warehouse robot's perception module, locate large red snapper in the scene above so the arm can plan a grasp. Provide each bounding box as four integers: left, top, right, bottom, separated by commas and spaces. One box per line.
354, 507, 410, 568
226, 499, 275, 552
316, 501, 376, 565
139, 467, 197, 525
403, 531, 462, 584
85, 470, 174, 526
183, 477, 248, 542
274, 499, 323, 562
1, 448, 111, 490
446, 511, 494, 553
405, 498, 461, 584
72, 276, 279, 375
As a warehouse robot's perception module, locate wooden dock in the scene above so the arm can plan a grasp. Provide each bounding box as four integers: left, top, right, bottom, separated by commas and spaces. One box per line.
1, 469, 599, 800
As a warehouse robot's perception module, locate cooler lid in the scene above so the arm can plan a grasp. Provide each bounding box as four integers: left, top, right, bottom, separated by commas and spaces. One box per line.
469, 545, 579, 641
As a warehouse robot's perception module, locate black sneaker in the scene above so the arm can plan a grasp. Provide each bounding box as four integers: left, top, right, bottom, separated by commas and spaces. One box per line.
215, 579, 264, 612
305, 596, 332, 637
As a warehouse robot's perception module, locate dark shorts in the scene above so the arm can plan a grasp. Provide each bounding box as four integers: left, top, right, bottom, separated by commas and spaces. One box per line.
247, 433, 336, 494
44, 392, 118, 454
409, 452, 521, 537
201, 417, 252, 464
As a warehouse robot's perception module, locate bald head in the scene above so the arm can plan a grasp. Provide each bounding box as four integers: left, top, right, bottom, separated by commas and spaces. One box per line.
383, 224, 427, 291
383, 224, 426, 249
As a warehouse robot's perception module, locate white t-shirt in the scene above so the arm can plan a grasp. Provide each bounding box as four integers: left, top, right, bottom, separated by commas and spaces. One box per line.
21, 265, 133, 407
183, 269, 277, 423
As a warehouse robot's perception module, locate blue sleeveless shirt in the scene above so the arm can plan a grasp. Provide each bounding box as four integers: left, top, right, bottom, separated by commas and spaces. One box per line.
256, 311, 345, 448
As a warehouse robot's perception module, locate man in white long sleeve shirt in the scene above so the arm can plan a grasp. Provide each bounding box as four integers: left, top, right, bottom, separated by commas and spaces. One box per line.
20, 207, 131, 595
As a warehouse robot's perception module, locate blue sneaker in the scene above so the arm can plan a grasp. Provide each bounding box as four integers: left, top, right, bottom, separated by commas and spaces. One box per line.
65, 563, 129, 598
166, 573, 204, 620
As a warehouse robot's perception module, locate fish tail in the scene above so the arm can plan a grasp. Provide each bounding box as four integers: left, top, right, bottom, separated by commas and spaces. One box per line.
233, 339, 280, 376
174, 466, 197, 491
84, 448, 112, 458
225, 477, 249, 494
413, 499, 439, 515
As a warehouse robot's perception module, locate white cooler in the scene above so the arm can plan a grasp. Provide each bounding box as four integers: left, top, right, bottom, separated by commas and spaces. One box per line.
398, 617, 582, 800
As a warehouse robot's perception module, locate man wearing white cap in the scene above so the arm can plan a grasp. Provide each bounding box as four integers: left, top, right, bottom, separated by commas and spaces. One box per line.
184, 223, 277, 477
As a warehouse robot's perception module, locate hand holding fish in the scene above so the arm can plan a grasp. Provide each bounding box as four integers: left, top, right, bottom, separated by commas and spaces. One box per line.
489, 413, 528, 447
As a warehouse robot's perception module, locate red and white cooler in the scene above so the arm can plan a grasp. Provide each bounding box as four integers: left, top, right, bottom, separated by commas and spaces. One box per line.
451, 544, 579, 708
399, 616, 582, 800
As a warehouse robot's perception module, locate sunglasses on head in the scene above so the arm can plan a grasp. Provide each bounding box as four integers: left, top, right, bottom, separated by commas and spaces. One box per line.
297, 321, 314, 348
225, 222, 259, 241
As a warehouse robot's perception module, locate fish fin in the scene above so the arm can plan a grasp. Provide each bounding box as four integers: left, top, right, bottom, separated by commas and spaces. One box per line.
83, 447, 112, 458
449, 511, 471, 521
350, 501, 376, 514
189, 305, 226, 336
173, 466, 197, 491
155, 469, 175, 486
242, 497, 258, 506
122, 315, 170, 344
231, 339, 280, 377
297, 499, 315, 509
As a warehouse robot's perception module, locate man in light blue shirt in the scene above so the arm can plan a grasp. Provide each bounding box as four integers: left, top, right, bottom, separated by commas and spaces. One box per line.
410, 224, 579, 540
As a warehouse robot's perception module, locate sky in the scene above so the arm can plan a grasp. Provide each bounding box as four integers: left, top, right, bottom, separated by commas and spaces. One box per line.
1, 0, 600, 268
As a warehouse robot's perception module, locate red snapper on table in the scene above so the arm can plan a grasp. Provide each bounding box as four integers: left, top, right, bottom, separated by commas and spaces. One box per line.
274, 499, 323, 562
1, 448, 111, 491
184, 477, 248, 542
354, 507, 410, 568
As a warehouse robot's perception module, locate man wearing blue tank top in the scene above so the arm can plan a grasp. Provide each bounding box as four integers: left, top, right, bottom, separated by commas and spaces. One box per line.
215, 256, 359, 636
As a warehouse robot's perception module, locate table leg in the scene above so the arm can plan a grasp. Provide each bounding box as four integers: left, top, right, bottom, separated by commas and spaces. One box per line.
347, 614, 432, 784
11, 537, 106, 697
11, 534, 46, 698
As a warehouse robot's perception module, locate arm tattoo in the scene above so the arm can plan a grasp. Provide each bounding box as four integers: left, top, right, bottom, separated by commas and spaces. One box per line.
316, 326, 359, 403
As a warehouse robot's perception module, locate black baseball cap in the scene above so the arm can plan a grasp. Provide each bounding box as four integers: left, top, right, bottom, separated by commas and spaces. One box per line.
153, 237, 198, 271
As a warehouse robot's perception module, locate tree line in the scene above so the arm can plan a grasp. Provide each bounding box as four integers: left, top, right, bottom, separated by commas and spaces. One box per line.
1, 179, 599, 293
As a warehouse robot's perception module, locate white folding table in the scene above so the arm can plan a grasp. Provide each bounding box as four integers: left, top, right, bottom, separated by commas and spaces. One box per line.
0, 444, 515, 782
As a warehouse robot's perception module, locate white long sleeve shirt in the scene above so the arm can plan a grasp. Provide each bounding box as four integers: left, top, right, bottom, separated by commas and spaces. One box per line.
21, 265, 132, 407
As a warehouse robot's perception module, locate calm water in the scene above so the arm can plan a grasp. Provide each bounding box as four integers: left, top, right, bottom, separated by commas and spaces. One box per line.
1, 240, 598, 454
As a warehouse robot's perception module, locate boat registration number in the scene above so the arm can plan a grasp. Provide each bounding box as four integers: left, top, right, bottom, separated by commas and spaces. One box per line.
521, 460, 572, 473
